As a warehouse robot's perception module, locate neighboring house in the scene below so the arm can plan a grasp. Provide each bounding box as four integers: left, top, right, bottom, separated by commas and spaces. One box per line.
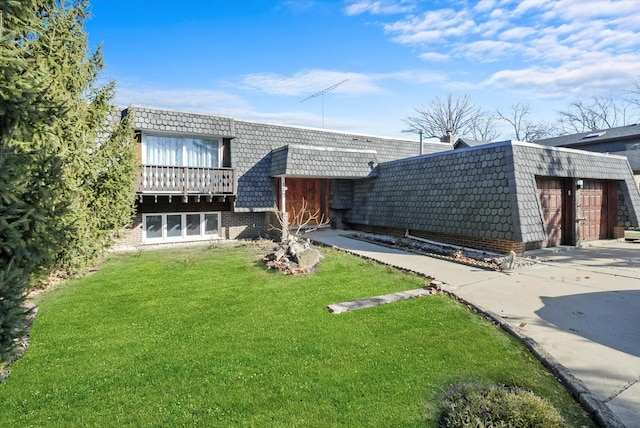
116, 106, 640, 254
535, 124, 640, 188
453, 137, 488, 149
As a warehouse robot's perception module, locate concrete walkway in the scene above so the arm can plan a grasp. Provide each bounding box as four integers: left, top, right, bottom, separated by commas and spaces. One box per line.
308, 229, 640, 428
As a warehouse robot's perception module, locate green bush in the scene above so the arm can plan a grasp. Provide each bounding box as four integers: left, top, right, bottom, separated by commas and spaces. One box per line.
438, 383, 566, 428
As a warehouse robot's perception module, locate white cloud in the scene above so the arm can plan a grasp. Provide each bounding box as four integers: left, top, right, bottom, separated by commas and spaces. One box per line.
239, 70, 384, 97
347, 0, 640, 96
498, 26, 536, 41
484, 53, 640, 97
386, 69, 449, 84
459, 39, 519, 62
474, 0, 497, 13
541, 0, 637, 21
238, 68, 451, 98
113, 86, 249, 114
511, 0, 547, 17
419, 51, 450, 62
344, 0, 416, 16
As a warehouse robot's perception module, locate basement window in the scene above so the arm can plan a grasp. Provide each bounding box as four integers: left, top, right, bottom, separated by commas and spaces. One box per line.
143, 212, 221, 243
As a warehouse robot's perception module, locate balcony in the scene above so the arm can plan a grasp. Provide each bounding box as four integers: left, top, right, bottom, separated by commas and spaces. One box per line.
137, 165, 236, 196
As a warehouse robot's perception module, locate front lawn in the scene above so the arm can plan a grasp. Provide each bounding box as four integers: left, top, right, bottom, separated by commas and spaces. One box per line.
0, 243, 594, 426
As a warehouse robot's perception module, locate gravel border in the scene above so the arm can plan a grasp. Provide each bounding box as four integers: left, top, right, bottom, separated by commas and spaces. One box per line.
348, 232, 539, 271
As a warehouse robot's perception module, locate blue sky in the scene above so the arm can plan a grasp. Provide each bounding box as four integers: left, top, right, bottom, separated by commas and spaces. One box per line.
85, 0, 640, 140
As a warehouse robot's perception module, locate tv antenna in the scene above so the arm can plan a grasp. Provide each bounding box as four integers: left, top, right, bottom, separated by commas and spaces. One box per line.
300, 79, 348, 128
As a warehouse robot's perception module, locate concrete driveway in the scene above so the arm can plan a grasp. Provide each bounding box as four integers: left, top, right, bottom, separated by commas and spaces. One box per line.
309, 230, 640, 427
457, 241, 640, 428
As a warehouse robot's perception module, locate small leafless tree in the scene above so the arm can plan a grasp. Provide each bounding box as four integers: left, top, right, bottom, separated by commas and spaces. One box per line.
497, 101, 556, 142
560, 96, 630, 133
627, 80, 640, 112
466, 112, 501, 142
405, 93, 494, 140
269, 199, 329, 241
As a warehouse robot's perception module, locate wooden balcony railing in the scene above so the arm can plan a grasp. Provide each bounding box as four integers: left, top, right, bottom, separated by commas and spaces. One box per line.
137, 165, 236, 195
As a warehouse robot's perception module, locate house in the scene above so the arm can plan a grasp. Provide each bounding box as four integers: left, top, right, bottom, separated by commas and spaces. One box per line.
118, 106, 450, 248
535, 124, 640, 188
116, 106, 640, 254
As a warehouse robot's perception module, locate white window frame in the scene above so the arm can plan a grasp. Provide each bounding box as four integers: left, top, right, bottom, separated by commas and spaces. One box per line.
142, 212, 221, 243
142, 133, 222, 168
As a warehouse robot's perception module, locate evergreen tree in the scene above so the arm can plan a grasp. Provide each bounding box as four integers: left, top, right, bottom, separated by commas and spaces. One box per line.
0, 0, 137, 365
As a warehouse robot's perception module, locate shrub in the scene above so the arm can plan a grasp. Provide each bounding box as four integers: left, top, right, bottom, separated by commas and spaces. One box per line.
438, 383, 566, 428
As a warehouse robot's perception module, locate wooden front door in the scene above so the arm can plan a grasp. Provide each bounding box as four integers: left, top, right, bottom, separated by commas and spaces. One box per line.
281, 178, 329, 225
579, 180, 615, 241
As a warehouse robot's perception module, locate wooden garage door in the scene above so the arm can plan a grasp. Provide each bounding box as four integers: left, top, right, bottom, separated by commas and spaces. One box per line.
579, 180, 609, 241
536, 177, 565, 246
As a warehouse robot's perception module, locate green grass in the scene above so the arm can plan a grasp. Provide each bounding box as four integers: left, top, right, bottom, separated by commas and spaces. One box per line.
0, 244, 594, 427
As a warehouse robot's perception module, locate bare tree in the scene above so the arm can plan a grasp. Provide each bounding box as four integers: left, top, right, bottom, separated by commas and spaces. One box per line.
497, 101, 556, 142
627, 80, 640, 111
404, 93, 492, 140
558, 95, 632, 133
466, 112, 501, 142
269, 199, 329, 242
621, 81, 640, 124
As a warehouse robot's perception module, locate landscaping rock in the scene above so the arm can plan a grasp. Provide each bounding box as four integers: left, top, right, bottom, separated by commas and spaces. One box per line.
263, 238, 324, 275
296, 248, 323, 269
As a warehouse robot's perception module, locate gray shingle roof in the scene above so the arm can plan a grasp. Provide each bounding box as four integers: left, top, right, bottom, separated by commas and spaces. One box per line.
535, 124, 640, 147
128, 106, 451, 212
270, 144, 378, 178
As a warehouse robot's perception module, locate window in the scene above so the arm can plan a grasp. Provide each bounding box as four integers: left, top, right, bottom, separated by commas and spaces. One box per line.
144, 135, 220, 168
166, 215, 182, 238
145, 215, 163, 239
186, 214, 201, 236
204, 213, 219, 235
143, 212, 221, 242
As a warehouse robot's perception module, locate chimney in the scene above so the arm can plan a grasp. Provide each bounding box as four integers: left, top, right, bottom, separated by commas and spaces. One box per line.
440, 130, 454, 144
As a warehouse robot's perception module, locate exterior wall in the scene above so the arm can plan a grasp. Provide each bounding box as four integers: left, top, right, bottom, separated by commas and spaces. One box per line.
227, 119, 447, 212
113, 213, 143, 249
510, 143, 640, 242
408, 229, 526, 255
114, 211, 269, 248
571, 140, 635, 153
345, 141, 640, 254
346, 143, 518, 244
221, 211, 269, 240
329, 180, 354, 210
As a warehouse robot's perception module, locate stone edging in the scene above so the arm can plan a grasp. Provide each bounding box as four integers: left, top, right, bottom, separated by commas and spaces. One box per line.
346, 234, 537, 272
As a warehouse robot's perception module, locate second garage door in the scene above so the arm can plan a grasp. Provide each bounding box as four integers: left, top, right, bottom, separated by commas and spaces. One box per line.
579, 180, 614, 241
